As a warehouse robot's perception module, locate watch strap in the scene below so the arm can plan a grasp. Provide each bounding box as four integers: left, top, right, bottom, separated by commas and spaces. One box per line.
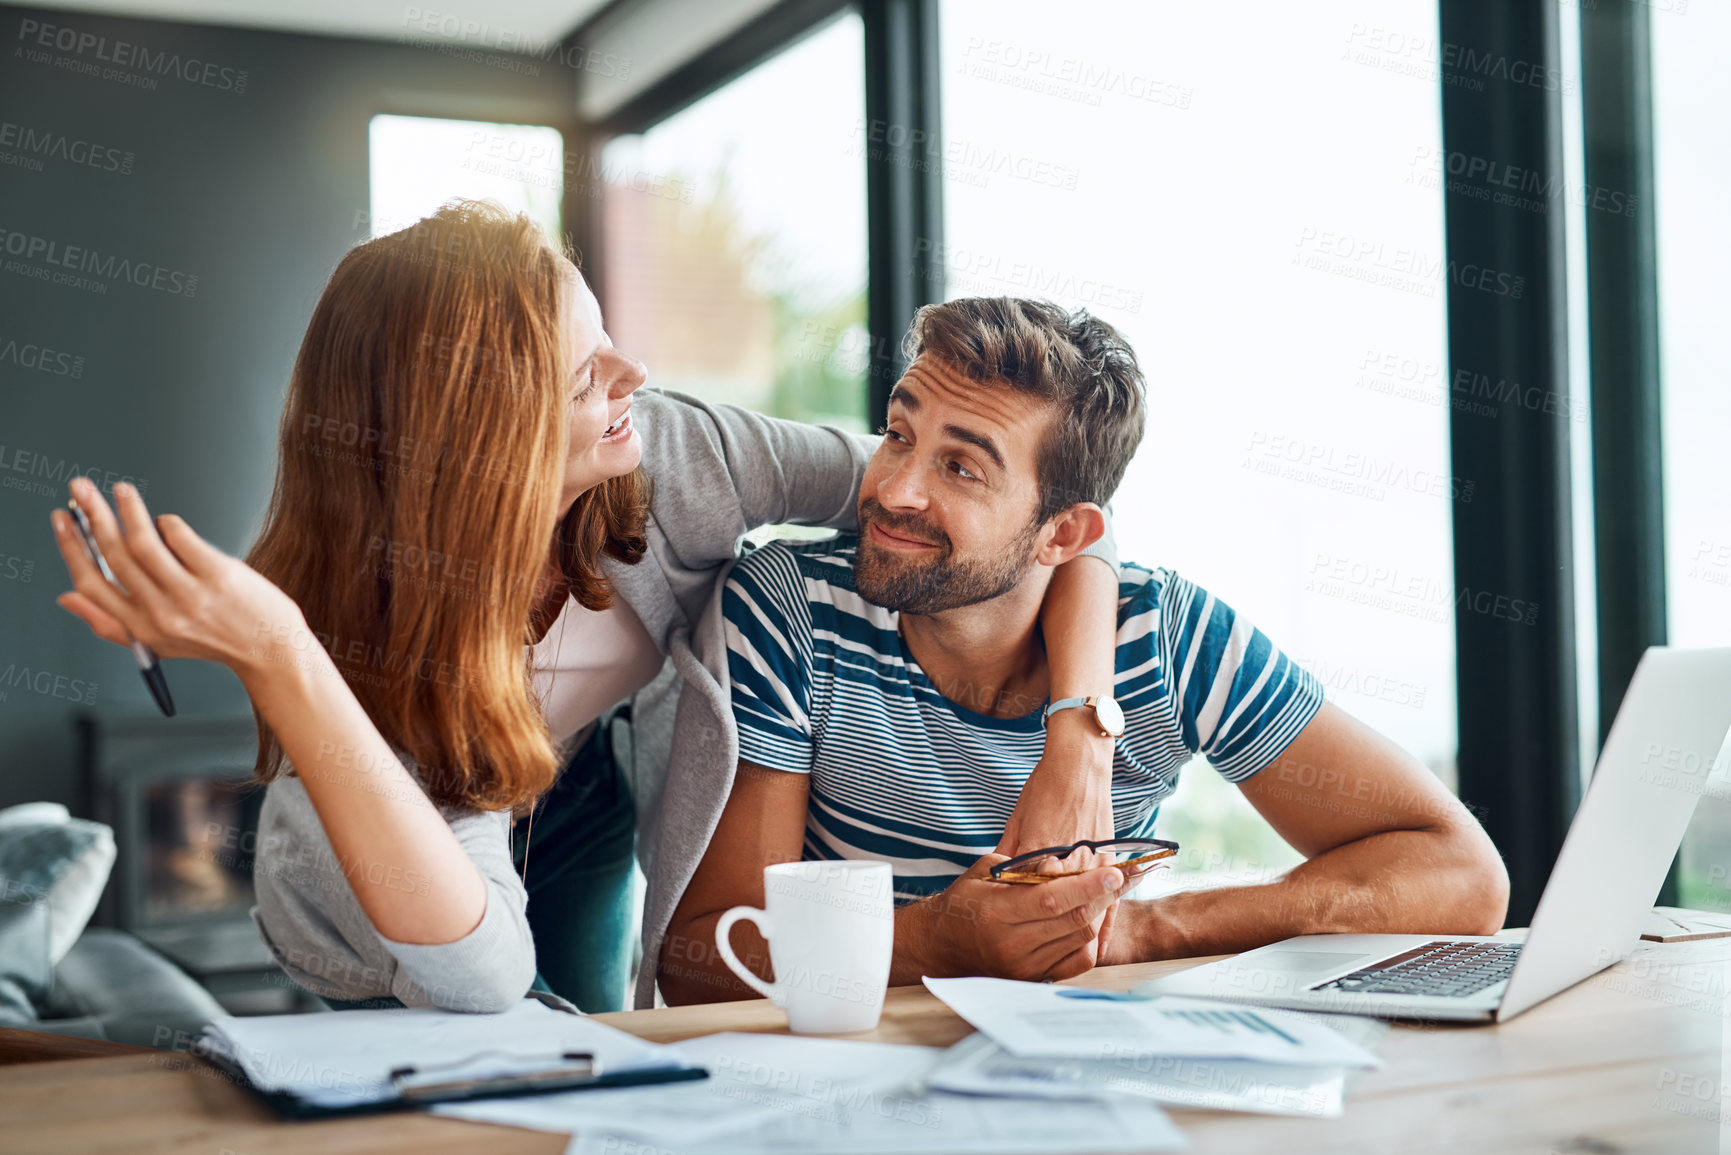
1043, 696, 1094, 722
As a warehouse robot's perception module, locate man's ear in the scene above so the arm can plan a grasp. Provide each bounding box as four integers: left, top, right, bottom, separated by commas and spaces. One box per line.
1034, 502, 1106, 567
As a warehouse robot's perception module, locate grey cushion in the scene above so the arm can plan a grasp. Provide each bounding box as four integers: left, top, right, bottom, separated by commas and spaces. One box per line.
0, 803, 116, 963
35, 928, 227, 1048
0, 896, 52, 1027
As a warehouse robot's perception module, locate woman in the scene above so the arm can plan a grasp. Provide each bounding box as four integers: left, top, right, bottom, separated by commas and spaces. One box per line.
50, 202, 1122, 1014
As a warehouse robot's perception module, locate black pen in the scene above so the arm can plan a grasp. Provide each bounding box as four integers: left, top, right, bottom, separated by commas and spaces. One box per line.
65, 498, 176, 717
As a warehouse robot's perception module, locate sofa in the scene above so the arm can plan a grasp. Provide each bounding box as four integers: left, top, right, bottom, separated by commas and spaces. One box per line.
0, 802, 226, 1048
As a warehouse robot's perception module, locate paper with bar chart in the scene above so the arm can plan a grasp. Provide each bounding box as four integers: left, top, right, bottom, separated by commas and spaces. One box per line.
923, 977, 1382, 1068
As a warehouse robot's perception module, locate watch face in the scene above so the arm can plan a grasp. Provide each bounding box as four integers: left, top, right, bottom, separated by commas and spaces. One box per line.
1095, 696, 1126, 737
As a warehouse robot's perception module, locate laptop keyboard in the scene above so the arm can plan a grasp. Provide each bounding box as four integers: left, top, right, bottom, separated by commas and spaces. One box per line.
1310, 940, 1523, 998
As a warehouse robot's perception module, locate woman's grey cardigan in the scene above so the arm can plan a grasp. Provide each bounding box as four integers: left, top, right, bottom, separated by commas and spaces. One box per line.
249, 388, 1112, 1011
605, 390, 879, 1009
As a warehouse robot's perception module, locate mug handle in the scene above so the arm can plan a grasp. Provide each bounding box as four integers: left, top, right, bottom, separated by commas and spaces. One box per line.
714, 905, 781, 1003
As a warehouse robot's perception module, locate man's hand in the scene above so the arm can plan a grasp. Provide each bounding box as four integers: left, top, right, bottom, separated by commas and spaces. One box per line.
894, 853, 1124, 985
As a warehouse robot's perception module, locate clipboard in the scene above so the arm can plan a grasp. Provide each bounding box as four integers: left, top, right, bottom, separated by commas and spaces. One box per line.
201, 1045, 709, 1120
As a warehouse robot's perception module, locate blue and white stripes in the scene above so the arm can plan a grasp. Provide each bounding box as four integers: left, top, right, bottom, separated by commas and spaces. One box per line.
723, 536, 1324, 904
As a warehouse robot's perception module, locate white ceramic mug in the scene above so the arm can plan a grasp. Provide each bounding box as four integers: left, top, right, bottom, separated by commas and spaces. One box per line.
714, 860, 894, 1034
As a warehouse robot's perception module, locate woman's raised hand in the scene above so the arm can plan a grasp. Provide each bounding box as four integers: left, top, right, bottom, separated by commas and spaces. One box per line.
53, 478, 494, 950
50, 477, 307, 681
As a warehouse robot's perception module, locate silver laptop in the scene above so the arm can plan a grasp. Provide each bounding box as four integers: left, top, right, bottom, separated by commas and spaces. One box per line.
1136, 646, 1731, 1023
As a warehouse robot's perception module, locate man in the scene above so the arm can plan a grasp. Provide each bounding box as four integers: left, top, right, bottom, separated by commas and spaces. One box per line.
659, 297, 1508, 1005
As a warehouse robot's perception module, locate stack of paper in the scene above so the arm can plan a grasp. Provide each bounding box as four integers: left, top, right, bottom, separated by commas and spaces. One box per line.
439, 1031, 1190, 1154
920, 977, 1387, 1118
200, 1000, 692, 1109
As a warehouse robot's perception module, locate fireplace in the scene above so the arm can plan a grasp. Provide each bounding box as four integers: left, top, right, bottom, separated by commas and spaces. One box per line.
80, 711, 319, 1014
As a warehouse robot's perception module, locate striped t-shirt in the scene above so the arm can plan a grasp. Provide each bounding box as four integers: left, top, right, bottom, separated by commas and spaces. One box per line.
722, 535, 1325, 904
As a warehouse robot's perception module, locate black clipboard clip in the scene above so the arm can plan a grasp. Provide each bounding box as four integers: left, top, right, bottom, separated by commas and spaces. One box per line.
389, 1049, 600, 1102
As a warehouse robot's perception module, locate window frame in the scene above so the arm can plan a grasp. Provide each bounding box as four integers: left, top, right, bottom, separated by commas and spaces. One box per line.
1580, 0, 1669, 899
1441, 0, 1674, 918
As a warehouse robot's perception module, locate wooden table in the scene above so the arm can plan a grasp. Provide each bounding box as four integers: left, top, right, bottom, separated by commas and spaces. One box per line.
3, 935, 1729, 1154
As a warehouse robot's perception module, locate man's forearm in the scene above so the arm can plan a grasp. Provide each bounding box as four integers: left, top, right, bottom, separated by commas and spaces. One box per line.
1118, 826, 1509, 960
659, 915, 759, 1005
888, 893, 954, 985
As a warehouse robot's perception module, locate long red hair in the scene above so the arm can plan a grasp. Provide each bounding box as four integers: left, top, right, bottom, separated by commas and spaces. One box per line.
247, 201, 647, 812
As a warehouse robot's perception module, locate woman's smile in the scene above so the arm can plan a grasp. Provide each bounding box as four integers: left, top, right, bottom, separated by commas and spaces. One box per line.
600, 407, 634, 443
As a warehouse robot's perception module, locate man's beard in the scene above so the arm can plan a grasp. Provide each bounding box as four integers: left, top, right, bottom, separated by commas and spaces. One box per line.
854, 498, 1042, 614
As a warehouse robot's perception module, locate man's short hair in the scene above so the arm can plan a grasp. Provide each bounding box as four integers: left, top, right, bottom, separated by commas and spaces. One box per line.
902, 297, 1146, 524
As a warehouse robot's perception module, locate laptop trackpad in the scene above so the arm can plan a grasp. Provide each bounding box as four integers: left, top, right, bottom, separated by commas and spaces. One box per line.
1248, 950, 1370, 976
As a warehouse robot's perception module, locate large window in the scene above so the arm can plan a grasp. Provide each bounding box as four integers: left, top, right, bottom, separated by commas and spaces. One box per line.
941, 0, 1456, 884
1653, 3, 1731, 910
598, 14, 869, 431
368, 114, 564, 239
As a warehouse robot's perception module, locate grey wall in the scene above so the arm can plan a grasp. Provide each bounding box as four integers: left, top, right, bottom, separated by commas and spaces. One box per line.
0, 5, 576, 812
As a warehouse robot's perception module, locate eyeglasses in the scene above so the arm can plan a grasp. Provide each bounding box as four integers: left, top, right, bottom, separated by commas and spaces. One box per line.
988, 837, 1180, 884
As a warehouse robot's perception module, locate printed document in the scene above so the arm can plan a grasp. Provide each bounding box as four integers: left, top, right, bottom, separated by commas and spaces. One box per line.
442, 1031, 1188, 1154
923, 977, 1382, 1067
922, 1013, 1387, 1117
